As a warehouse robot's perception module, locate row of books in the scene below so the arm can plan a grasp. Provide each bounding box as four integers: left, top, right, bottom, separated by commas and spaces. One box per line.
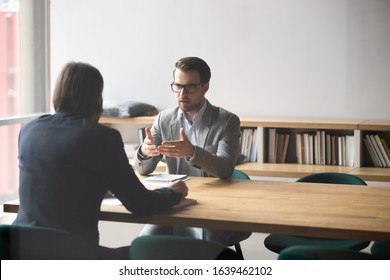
240, 128, 258, 162
268, 128, 290, 163
295, 132, 354, 166
363, 134, 390, 167
267, 129, 355, 166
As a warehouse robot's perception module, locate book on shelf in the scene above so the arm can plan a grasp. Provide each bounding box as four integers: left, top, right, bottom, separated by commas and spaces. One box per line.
321, 131, 326, 165
364, 134, 390, 167
326, 134, 331, 165
296, 133, 303, 164
345, 135, 355, 167
309, 133, 314, 164
370, 134, 386, 167
280, 133, 290, 163
276, 133, 285, 163
364, 136, 381, 167
338, 136, 344, 166
249, 129, 258, 162
331, 135, 337, 165
302, 133, 311, 164
268, 128, 277, 163
374, 134, 390, 167
239, 128, 247, 157
245, 129, 254, 161
314, 131, 326, 165
240, 128, 257, 162
267, 129, 290, 163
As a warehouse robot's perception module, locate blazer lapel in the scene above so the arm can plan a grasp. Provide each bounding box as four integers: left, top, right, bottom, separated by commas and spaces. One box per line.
197, 100, 212, 148
169, 114, 182, 141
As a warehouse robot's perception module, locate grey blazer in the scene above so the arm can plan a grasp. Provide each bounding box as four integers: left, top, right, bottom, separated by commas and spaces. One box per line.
134, 99, 241, 179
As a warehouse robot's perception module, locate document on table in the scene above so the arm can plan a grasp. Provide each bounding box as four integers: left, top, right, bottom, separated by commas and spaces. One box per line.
141, 173, 188, 187
102, 197, 197, 209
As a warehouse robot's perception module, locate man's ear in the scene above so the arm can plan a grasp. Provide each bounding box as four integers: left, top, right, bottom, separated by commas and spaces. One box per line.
202, 82, 209, 94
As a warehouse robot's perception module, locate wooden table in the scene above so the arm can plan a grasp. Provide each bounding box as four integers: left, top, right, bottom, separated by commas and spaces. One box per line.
4, 177, 390, 242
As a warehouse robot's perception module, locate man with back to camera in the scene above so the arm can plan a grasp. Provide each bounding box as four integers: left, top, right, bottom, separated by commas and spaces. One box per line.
134, 56, 251, 247
13, 61, 189, 259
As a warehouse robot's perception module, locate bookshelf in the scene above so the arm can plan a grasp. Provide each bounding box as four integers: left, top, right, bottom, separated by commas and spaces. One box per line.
99, 116, 155, 125
99, 116, 390, 182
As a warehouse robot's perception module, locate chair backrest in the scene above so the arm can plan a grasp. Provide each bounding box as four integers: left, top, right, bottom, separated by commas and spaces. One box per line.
130, 235, 241, 260
277, 245, 375, 260
0, 224, 101, 259
370, 241, 390, 259
296, 172, 367, 185
232, 169, 251, 180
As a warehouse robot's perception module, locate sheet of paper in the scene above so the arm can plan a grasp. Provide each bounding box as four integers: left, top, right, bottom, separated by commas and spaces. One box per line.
141, 173, 188, 186
102, 197, 197, 209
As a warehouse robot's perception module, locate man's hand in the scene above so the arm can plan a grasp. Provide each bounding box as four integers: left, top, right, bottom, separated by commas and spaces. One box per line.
140, 127, 160, 157
158, 128, 195, 158
169, 180, 188, 198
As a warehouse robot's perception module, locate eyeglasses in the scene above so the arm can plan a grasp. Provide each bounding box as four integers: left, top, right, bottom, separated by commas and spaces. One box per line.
170, 82, 203, 93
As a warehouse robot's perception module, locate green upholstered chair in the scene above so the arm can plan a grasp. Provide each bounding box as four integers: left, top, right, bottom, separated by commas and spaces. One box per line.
277, 245, 375, 260
370, 241, 390, 259
130, 235, 242, 260
263, 172, 371, 254
0, 224, 120, 259
277, 242, 390, 260
232, 169, 251, 180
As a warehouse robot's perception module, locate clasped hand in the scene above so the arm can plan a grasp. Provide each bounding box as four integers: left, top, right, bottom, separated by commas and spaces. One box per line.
141, 127, 195, 158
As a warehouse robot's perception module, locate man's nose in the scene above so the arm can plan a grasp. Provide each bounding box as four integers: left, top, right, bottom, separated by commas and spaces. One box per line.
179, 87, 189, 95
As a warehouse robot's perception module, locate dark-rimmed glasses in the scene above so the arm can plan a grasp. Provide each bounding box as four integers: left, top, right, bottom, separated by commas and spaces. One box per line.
170, 82, 203, 93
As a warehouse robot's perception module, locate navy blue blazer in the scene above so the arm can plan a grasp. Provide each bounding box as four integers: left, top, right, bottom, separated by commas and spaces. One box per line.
13, 112, 182, 245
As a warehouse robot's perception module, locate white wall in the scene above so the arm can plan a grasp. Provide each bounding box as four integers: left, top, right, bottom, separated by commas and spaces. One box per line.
50, 0, 390, 120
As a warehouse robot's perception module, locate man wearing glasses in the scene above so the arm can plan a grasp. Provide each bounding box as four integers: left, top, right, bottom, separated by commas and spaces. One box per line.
134, 56, 251, 247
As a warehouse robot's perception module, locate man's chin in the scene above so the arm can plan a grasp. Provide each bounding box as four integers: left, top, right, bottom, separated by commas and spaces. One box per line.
179, 103, 192, 112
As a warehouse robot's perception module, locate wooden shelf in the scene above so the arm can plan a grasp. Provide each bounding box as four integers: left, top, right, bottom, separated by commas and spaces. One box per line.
358, 120, 390, 131
240, 117, 360, 130
99, 116, 155, 125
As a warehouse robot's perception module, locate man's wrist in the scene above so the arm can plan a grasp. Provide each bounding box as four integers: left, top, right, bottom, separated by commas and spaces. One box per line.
185, 145, 196, 162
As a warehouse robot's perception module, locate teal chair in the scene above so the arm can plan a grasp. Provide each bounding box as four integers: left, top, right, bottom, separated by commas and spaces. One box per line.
0, 224, 123, 259
370, 241, 390, 259
232, 169, 251, 180
264, 173, 371, 254
130, 235, 241, 260
277, 245, 375, 260
278, 242, 390, 260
